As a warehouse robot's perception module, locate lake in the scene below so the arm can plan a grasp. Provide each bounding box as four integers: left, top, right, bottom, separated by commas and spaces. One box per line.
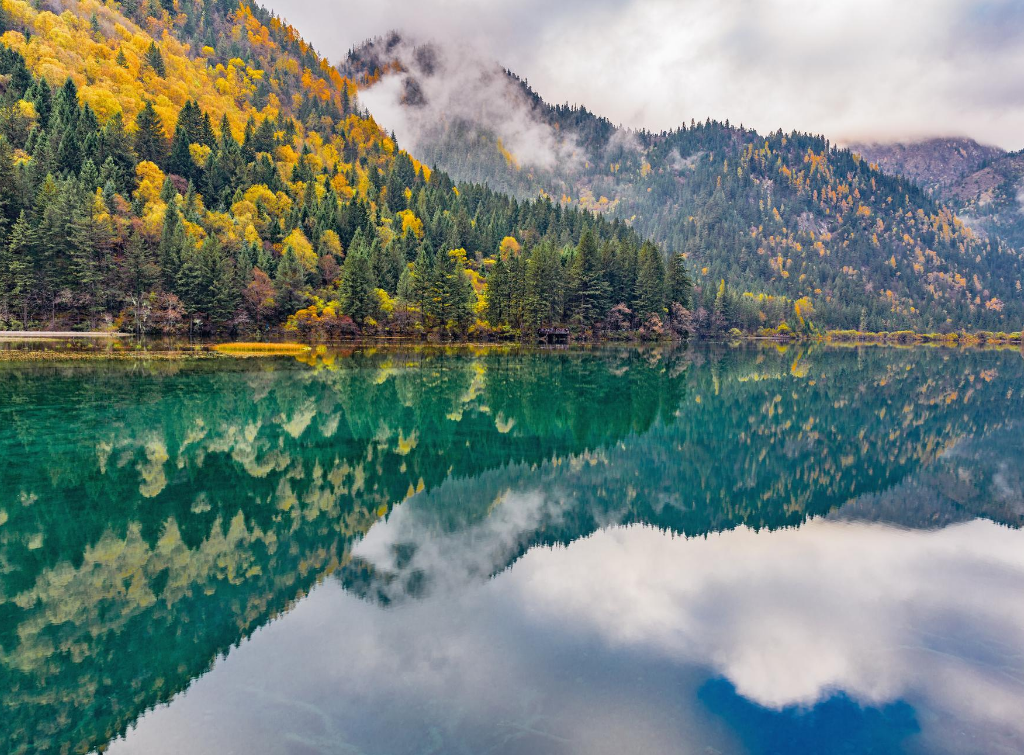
1, 344, 1023, 755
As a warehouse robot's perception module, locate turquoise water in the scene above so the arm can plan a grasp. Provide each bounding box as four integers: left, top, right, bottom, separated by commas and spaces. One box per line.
1, 345, 1023, 755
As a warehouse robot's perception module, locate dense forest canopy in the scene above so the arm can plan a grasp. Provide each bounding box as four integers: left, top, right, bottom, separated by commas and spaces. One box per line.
0, 0, 699, 341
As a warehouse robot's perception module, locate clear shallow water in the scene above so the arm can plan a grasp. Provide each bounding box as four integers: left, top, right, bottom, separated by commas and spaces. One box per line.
1, 345, 1022, 755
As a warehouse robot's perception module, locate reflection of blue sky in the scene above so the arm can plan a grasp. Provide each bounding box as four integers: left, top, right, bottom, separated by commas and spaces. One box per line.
108, 518, 1024, 755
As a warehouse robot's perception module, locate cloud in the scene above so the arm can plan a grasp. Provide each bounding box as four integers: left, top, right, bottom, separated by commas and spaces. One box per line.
352, 486, 570, 598
264, 0, 1024, 150
353, 35, 584, 172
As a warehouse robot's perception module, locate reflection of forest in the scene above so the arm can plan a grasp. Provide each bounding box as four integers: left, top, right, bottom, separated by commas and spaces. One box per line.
1, 345, 1021, 755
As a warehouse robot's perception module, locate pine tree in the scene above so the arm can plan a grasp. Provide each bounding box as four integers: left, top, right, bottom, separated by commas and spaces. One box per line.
485, 254, 510, 327
159, 203, 185, 288
135, 101, 167, 166
167, 122, 196, 181
339, 248, 376, 325
26, 79, 52, 132
201, 236, 239, 325
144, 41, 166, 77
121, 229, 158, 332
713, 279, 732, 331
567, 229, 607, 331
665, 252, 693, 308
410, 240, 436, 327
427, 247, 473, 338
274, 246, 307, 313
2, 212, 35, 326
634, 242, 666, 320
0, 136, 17, 234
523, 241, 564, 334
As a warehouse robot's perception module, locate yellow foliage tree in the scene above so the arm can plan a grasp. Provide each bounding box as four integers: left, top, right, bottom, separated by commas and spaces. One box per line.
283, 228, 317, 272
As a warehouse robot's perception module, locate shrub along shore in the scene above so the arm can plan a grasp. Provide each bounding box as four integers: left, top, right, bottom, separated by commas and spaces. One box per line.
1, 328, 1022, 363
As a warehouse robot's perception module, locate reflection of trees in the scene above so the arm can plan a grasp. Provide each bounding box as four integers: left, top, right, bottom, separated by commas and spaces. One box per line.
340, 346, 1024, 601
0, 346, 1020, 754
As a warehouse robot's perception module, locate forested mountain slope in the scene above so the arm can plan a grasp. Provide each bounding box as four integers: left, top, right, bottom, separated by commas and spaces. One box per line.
0, 0, 677, 339
854, 139, 1024, 260
347, 36, 1024, 332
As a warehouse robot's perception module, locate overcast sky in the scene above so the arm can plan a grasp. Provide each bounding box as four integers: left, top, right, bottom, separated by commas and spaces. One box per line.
263, 0, 1024, 150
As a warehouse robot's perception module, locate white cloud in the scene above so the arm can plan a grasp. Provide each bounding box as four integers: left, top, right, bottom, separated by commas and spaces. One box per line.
355, 37, 584, 172
264, 0, 1024, 149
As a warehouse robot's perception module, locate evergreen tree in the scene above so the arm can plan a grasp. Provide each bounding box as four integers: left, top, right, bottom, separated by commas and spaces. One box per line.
144, 41, 165, 77
713, 279, 733, 331
427, 247, 473, 338
524, 241, 565, 333
135, 101, 167, 165
485, 254, 511, 328
339, 242, 376, 325
634, 242, 666, 320
274, 246, 307, 313
410, 240, 436, 326
159, 202, 185, 288
2, 212, 35, 325
665, 252, 693, 308
567, 229, 607, 331
0, 136, 17, 234
121, 229, 159, 332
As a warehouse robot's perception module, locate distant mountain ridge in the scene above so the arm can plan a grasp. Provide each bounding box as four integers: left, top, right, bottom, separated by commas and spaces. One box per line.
849, 138, 1005, 196
346, 35, 1024, 331
852, 138, 1024, 256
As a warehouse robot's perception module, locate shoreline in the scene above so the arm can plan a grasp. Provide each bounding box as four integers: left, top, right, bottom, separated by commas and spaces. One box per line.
0, 331, 128, 339
1, 335, 1021, 363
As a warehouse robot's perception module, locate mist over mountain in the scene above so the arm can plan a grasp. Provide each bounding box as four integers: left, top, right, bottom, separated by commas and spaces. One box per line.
347, 34, 1024, 331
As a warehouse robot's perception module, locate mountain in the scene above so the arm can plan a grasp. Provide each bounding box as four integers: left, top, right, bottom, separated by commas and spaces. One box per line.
0, 0, 670, 341
0, 2, 1021, 339
852, 138, 1024, 259
848, 138, 1005, 196
346, 35, 1024, 332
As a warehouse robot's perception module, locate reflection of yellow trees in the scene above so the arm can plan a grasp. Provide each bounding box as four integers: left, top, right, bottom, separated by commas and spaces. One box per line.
137, 439, 169, 498
2, 346, 1023, 754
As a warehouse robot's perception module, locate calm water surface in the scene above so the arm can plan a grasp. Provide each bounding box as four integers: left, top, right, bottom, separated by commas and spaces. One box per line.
1, 345, 1023, 755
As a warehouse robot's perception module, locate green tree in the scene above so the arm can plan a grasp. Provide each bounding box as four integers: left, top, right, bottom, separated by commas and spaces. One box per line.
144, 41, 166, 77
2, 212, 35, 325
524, 241, 565, 334
274, 246, 307, 314
339, 243, 376, 325
135, 100, 167, 165
566, 229, 608, 332
485, 254, 511, 328
634, 242, 666, 320
427, 247, 473, 338
665, 252, 693, 308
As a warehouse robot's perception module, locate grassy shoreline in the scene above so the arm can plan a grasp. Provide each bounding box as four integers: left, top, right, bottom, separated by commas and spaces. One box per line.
1, 332, 1021, 362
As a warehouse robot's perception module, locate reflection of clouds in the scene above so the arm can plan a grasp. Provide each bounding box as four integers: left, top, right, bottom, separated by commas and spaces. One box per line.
110, 519, 1024, 755
515, 520, 1024, 750
352, 488, 569, 598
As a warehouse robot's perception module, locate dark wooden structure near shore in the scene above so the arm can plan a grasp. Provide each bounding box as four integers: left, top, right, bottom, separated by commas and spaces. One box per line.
538, 327, 570, 344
